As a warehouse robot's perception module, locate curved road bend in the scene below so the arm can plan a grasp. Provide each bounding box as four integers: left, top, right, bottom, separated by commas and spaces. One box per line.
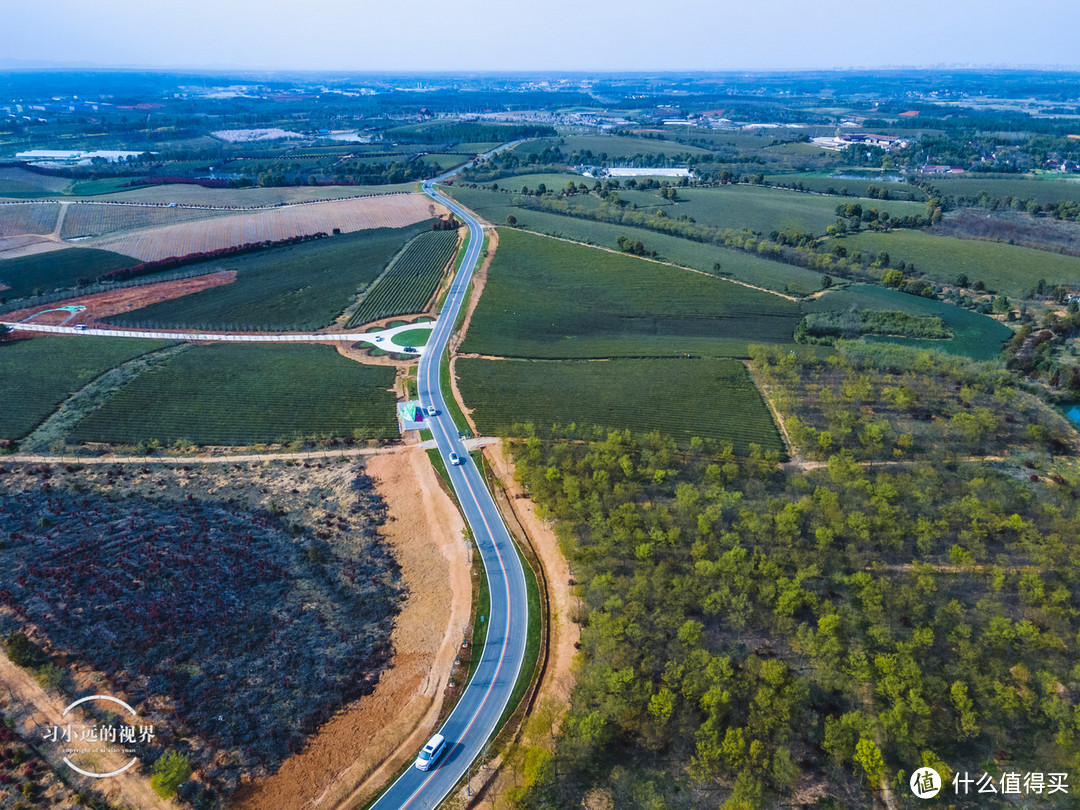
2, 156, 531, 810
368, 177, 528, 810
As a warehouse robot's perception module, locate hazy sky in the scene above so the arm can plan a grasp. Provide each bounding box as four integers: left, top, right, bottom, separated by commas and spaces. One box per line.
5, 0, 1080, 72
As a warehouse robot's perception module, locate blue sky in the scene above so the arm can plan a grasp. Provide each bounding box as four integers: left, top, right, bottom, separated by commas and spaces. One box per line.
5, 0, 1080, 72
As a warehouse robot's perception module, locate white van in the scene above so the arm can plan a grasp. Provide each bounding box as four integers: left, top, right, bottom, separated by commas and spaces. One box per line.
414, 733, 447, 771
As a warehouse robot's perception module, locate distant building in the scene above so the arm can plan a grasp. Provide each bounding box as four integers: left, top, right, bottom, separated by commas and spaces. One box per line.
921, 165, 965, 174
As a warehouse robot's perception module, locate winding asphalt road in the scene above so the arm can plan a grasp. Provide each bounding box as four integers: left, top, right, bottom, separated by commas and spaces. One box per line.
2, 149, 530, 809
367, 174, 528, 809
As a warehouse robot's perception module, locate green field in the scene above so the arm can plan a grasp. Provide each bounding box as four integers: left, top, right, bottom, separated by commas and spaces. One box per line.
107, 222, 431, 330
457, 357, 784, 454
461, 229, 801, 359
512, 135, 716, 160
69, 343, 398, 446
640, 185, 926, 235
0, 248, 137, 300
764, 174, 927, 201
477, 172, 588, 191
346, 229, 458, 326
0, 167, 152, 199
928, 175, 1080, 205
391, 327, 431, 347
446, 185, 827, 294
0, 336, 170, 440
803, 284, 1012, 361
842, 229, 1080, 298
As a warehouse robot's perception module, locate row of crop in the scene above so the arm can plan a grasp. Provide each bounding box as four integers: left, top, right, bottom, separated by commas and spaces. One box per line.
66, 344, 399, 446
59, 203, 231, 239
92, 195, 434, 261
0, 202, 59, 236
457, 357, 784, 454
347, 230, 457, 326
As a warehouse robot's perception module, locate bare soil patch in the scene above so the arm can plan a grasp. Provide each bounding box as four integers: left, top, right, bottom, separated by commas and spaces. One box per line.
0, 655, 174, 809
0, 459, 404, 805
89, 195, 436, 262
3, 271, 236, 324
233, 447, 471, 810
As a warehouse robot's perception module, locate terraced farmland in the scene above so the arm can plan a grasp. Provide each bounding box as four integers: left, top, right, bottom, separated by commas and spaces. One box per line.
69, 343, 398, 446
0, 202, 60, 235
457, 357, 783, 454
347, 229, 458, 326
106, 222, 429, 330
59, 203, 232, 239
90, 193, 435, 261
460, 229, 801, 358
0, 336, 170, 440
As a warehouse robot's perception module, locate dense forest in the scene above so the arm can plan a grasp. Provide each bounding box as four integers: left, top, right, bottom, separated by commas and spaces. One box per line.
506, 353, 1080, 808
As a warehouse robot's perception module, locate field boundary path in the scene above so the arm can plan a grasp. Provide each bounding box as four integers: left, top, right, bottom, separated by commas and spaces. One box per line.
0, 319, 436, 352
368, 157, 529, 810
3, 437, 499, 467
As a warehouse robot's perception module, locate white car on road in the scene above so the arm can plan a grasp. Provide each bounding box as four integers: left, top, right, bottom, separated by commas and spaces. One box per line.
448, 452, 461, 466
414, 733, 447, 771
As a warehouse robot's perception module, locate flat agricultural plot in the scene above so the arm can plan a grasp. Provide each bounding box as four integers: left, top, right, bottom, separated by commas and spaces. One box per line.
457, 357, 784, 454
447, 185, 826, 293
461, 229, 801, 359
90, 194, 435, 261
4, 271, 236, 324
842, 229, 1080, 298
106, 222, 429, 330
804, 284, 1012, 361
764, 174, 928, 201
628, 185, 927, 235
0, 336, 170, 440
91, 183, 418, 205
515, 134, 716, 159
475, 172, 588, 190
0, 202, 60, 236
0, 166, 71, 196
0, 247, 137, 299
70, 343, 398, 445
347, 229, 458, 326
59, 202, 233, 239
929, 176, 1080, 205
